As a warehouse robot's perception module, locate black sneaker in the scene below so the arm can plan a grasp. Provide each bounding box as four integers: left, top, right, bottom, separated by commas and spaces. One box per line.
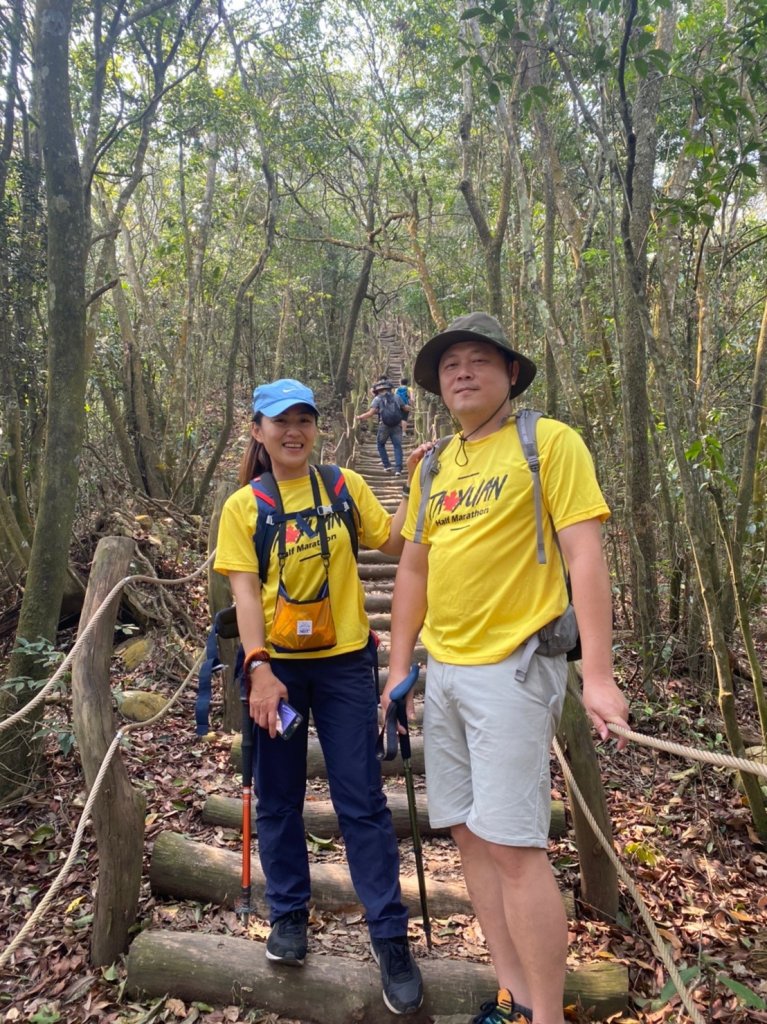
265, 909, 308, 965
370, 935, 423, 1014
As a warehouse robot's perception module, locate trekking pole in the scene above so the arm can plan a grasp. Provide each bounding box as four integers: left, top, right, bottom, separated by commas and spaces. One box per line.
237, 694, 254, 925
377, 664, 432, 951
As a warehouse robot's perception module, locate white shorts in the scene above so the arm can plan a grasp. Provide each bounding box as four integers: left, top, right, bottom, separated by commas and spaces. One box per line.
423, 649, 567, 847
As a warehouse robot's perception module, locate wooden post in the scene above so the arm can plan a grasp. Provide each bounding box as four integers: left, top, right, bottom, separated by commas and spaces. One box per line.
70, 536, 145, 966
557, 667, 619, 920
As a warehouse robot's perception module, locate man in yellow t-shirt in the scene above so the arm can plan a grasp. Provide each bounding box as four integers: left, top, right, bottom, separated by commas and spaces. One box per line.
383, 313, 629, 1024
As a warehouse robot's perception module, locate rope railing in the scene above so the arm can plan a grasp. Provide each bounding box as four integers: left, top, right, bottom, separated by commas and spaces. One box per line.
0, 650, 205, 968
0, 554, 214, 734
554, 737, 708, 1024
606, 722, 767, 781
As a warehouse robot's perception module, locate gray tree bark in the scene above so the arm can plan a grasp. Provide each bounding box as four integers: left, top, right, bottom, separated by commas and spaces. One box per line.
0, 0, 88, 804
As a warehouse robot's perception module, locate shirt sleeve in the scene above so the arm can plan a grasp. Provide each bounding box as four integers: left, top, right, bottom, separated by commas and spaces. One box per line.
213, 486, 260, 576
539, 421, 610, 530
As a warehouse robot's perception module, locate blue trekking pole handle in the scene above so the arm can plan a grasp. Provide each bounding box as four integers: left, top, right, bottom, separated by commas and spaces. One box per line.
389, 664, 420, 703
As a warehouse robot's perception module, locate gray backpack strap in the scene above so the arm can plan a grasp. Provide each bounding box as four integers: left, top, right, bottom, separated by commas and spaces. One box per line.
515, 633, 541, 683
413, 436, 453, 544
516, 409, 546, 565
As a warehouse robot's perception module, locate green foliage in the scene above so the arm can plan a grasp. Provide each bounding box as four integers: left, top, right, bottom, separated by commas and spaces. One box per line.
2, 639, 65, 696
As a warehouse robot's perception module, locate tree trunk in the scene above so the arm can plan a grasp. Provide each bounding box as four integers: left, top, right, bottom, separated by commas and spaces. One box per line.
456, 47, 510, 319
192, 61, 278, 514
335, 152, 381, 398
0, 0, 88, 804
557, 671, 618, 920
615, 7, 673, 672
71, 536, 146, 965
126, 930, 628, 1022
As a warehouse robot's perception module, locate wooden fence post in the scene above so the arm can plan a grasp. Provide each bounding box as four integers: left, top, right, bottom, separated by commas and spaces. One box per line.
71, 535, 145, 966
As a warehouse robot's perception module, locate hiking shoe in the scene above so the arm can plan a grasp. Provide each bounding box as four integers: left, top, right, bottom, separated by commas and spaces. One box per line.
471, 989, 532, 1024
265, 909, 308, 965
370, 935, 423, 1014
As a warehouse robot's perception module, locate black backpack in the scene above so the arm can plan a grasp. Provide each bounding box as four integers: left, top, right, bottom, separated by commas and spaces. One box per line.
378, 391, 404, 427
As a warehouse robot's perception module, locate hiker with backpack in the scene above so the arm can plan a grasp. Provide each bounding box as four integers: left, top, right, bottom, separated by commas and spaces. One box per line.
213, 378, 427, 1015
356, 379, 409, 475
383, 314, 630, 1024
395, 377, 413, 435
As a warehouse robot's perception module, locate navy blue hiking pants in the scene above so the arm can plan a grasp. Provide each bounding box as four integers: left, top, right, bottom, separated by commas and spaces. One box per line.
252, 642, 409, 940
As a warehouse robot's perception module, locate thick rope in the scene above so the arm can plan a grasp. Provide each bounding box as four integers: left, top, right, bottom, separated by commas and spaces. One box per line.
0, 553, 214, 734
0, 650, 204, 968
554, 737, 707, 1024
606, 722, 767, 780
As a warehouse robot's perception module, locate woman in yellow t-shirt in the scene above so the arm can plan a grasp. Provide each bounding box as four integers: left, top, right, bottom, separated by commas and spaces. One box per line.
213, 378, 425, 1014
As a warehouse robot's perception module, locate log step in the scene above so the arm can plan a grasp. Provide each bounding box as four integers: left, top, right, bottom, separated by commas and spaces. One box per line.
125, 930, 628, 1021
202, 791, 567, 839
149, 831, 474, 919
203, 790, 569, 839
149, 831, 575, 924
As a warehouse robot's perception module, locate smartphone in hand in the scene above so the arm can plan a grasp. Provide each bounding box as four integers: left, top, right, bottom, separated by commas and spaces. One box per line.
276, 699, 303, 741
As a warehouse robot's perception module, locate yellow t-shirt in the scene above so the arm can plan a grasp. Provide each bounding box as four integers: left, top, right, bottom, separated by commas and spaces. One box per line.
402, 417, 610, 664
214, 467, 391, 659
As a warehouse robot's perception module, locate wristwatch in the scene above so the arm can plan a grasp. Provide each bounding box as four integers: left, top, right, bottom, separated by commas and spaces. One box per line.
246, 658, 269, 675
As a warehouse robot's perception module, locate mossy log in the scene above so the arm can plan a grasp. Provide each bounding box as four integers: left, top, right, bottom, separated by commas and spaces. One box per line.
202, 791, 567, 840
125, 929, 628, 1021
149, 832, 575, 919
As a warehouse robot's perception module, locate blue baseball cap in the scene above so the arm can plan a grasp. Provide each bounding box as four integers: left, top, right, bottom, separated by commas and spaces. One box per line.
252, 378, 319, 418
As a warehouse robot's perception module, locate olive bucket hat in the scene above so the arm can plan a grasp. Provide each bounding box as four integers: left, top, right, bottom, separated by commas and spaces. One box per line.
413, 312, 537, 398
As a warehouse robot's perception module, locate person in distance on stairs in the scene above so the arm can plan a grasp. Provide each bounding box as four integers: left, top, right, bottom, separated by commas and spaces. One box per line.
396, 377, 414, 436
356, 378, 409, 475
384, 314, 630, 1024
214, 378, 430, 1015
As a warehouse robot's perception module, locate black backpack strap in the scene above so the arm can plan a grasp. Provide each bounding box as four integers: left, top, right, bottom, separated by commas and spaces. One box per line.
251, 472, 284, 583
252, 465, 361, 584
315, 463, 359, 561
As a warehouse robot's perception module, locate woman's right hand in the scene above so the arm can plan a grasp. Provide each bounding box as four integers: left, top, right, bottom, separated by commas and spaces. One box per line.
248, 664, 288, 738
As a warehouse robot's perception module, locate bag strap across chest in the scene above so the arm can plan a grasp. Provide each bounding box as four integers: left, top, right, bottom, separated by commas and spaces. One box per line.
250, 464, 359, 584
